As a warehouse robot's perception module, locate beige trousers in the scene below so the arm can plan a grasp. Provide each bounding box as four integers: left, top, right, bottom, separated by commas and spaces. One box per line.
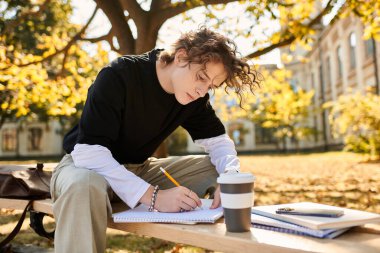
50, 154, 218, 253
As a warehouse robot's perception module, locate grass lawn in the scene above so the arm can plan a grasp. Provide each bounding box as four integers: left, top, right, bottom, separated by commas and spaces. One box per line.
1, 152, 379, 252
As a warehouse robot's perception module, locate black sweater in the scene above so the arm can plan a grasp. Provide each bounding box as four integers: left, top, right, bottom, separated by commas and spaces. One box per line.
63, 49, 225, 164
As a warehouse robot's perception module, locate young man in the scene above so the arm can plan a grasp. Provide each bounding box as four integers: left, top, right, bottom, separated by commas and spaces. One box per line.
50, 27, 260, 252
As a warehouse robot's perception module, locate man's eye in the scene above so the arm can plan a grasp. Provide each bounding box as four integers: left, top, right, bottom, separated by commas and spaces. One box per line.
197, 74, 206, 81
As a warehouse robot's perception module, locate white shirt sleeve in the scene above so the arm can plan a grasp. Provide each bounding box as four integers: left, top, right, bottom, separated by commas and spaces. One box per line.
71, 143, 150, 208
194, 134, 240, 174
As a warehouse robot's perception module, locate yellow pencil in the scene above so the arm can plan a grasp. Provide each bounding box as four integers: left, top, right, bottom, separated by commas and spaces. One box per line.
160, 167, 180, 187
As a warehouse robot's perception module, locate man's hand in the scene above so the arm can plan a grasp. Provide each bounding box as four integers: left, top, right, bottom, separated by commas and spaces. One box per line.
155, 186, 202, 212
140, 186, 202, 213
210, 185, 221, 209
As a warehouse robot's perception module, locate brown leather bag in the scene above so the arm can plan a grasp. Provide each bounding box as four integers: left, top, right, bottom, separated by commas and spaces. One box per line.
0, 163, 51, 199
0, 163, 54, 249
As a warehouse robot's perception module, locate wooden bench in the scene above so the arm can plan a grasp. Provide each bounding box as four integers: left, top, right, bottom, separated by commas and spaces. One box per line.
1, 198, 380, 253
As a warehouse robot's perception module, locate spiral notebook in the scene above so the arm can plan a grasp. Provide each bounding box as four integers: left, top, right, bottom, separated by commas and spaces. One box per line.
251, 214, 352, 239
113, 199, 223, 224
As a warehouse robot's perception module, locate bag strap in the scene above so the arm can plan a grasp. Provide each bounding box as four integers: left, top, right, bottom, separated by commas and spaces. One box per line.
0, 200, 32, 248
30, 211, 55, 239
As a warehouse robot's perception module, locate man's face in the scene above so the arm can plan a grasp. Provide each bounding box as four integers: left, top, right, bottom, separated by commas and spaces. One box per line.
170, 52, 227, 105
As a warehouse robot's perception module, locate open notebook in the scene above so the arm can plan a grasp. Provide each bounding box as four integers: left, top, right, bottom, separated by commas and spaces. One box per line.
252, 202, 380, 230
113, 199, 223, 224
251, 214, 351, 239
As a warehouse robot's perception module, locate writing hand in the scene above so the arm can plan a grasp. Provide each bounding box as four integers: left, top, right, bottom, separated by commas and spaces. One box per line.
155, 186, 202, 213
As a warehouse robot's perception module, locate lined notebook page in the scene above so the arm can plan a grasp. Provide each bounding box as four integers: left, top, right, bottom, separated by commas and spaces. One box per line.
113, 199, 223, 224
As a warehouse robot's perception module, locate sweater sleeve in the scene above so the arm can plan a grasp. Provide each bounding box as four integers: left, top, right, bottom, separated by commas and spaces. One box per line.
195, 134, 240, 174
71, 143, 150, 208
77, 67, 125, 150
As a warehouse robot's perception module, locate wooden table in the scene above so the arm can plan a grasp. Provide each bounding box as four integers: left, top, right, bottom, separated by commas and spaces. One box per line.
1, 198, 380, 253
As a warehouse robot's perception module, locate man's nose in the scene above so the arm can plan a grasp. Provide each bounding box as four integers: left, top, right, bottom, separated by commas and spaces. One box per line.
196, 86, 208, 97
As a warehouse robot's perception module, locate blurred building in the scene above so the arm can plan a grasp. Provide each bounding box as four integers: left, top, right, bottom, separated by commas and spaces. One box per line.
0, 120, 63, 158
282, 14, 379, 151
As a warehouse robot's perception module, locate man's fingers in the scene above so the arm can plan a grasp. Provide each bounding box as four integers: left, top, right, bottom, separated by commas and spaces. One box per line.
210, 186, 221, 209
181, 196, 197, 210
187, 190, 202, 207
210, 197, 220, 209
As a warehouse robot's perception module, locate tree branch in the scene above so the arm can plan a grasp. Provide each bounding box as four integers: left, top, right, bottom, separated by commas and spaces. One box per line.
266, 5, 279, 19
272, 0, 295, 7
150, 0, 166, 11
81, 29, 121, 53
152, 0, 238, 26
79, 6, 100, 36
59, 47, 70, 77
246, 36, 295, 58
0, 6, 99, 70
0, 92, 13, 130
308, 0, 336, 27
326, 1, 347, 27
245, 0, 336, 59
2, 0, 51, 35
118, 0, 145, 19
94, 0, 135, 54
81, 30, 112, 43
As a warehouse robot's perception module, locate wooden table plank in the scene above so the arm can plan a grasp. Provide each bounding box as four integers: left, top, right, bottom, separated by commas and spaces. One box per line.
108, 221, 308, 253
0, 198, 30, 211
108, 221, 380, 253
2, 198, 380, 253
32, 199, 54, 214
0, 198, 53, 215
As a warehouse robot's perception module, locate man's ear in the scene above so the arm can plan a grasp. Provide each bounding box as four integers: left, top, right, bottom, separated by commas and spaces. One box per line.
174, 49, 188, 65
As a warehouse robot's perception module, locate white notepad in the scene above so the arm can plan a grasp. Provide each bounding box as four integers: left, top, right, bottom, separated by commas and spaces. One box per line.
113, 199, 223, 224
252, 202, 380, 230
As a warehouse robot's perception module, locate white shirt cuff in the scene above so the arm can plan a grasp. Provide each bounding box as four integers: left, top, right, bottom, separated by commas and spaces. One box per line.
194, 134, 240, 174
71, 143, 150, 208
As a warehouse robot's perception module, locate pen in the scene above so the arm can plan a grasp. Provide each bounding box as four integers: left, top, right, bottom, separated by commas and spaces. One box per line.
276, 207, 344, 217
159, 167, 181, 187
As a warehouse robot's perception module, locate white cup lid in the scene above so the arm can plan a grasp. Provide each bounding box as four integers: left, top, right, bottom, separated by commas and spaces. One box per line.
217, 172, 256, 184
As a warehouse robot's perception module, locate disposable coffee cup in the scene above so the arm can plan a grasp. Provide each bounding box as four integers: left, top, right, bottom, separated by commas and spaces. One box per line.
217, 172, 255, 232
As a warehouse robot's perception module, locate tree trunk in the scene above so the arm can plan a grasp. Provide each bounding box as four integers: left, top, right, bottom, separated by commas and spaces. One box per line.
0, 115, 6, 131
16, 122, 21, 158
295, 139, 299, 152
282, 137, 287, 153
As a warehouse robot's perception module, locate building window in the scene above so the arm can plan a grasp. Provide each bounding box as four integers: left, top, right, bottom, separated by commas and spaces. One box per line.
336, 46, 343, 78
326, 56, 331, 90
290, 78, 298, 91
319, 64, 324, 98
365, 39, 374, 57
2, 128, 17, 152
255, 125, 276, 145
28, 127, 43, 151
228, 123, 246, 146
349, 32, 356, 69
311, 73, 315, 89
311, 73, 318, 107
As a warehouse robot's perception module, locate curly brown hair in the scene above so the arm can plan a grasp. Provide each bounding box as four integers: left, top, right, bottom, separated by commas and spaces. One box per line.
158, 27, 261, 106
